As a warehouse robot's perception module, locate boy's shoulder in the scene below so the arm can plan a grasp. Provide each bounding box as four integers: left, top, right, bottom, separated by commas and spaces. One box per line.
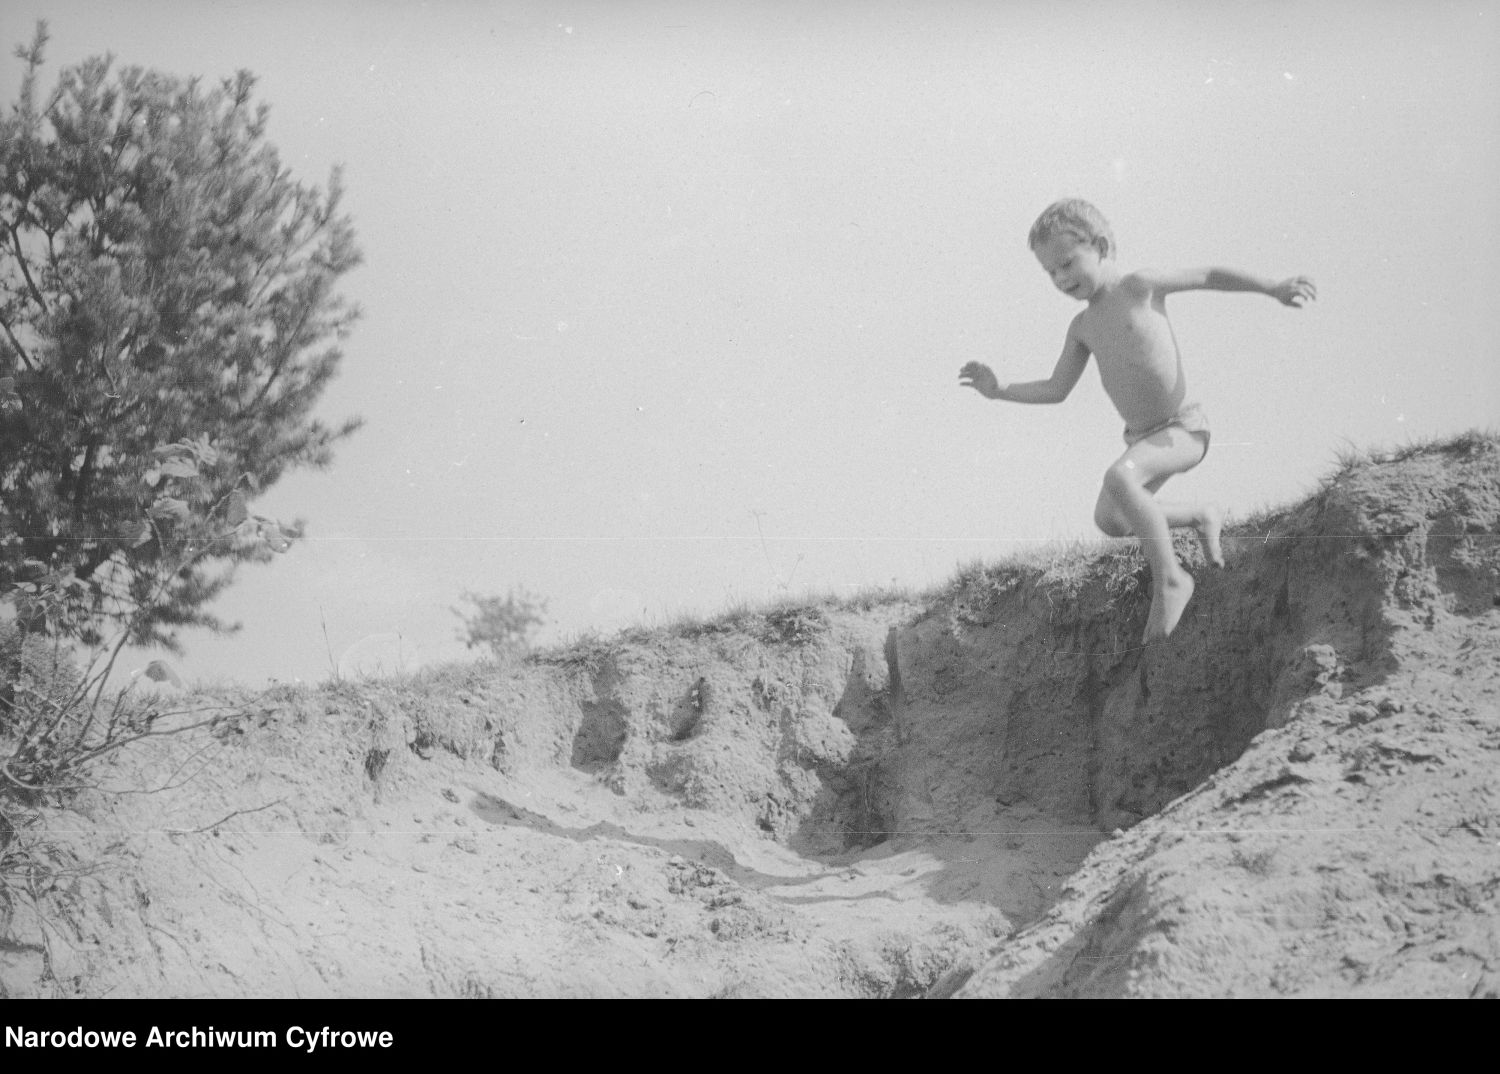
1116, 268, 1157, 296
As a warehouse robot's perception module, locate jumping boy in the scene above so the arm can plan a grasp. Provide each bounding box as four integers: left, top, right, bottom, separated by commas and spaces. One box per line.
960, 198, 1315, 643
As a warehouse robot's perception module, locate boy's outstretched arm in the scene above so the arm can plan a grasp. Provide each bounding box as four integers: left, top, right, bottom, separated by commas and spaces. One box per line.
960, 321, 1090, 403
1130, 267, 1317, 307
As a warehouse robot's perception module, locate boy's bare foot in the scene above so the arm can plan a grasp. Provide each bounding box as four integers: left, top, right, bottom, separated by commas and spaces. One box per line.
1143, 571, 1195, 643
1196, 506, 1224, 567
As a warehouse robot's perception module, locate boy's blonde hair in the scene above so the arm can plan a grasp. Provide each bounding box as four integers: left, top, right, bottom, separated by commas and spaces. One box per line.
1028, 199, 1116, 259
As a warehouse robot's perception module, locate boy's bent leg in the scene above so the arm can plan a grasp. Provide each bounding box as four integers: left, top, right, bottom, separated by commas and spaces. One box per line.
1142, 433, 1222, 566
1100, 428, 1210, 641
1153, 498, 1224, 567
1105, 488, 1223, 565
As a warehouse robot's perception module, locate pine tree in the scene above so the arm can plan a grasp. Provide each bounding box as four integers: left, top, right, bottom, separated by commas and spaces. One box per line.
0, 24, 362, 650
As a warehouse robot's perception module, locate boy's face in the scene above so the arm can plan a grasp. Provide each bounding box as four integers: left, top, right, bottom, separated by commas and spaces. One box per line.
1033, 232, 1106, 301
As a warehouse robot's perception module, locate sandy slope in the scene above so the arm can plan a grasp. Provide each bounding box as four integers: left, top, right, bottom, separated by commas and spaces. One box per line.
3, 613, 1084, 998
2, 435, 1496, 997
958, 607, 1500, 997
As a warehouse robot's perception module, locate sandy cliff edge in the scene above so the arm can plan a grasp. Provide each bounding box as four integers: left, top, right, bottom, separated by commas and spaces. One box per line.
2, 433, 1496, 998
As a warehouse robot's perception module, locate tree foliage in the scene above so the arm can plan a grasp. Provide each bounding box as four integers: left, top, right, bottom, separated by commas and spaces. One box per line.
0, 23, 362, 649
454, 588, 548, 661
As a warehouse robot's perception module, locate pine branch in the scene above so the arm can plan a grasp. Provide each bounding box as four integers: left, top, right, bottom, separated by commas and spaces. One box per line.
0, 311, 37, 370
5, 223, 49, 316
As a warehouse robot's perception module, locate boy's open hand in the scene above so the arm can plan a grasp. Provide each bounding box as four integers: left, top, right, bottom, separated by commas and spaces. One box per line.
959, 361, 1000, 398
1270, 276, 1317, 308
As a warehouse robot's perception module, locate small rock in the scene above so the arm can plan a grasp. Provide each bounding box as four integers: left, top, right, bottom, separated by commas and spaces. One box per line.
925, 966, 975, 999
451, 835, 479, 855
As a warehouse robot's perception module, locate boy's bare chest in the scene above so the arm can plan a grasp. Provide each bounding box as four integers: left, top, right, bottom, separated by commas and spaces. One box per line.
1077, 300, 1179, 368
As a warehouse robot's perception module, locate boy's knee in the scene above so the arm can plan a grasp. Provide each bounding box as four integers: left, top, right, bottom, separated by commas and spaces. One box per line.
1093, 490, 1131, 537
1094, 503, 1130, 538
1102, 460, 1140, 496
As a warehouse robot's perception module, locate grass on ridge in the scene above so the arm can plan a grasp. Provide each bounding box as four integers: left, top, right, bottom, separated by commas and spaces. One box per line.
507, 429, 1500, 668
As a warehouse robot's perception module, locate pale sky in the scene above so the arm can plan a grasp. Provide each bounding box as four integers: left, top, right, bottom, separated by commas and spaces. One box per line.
3, 0, 1497, 685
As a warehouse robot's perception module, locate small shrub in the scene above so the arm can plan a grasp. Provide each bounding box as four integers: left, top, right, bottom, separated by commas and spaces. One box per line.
453, 588, 548, 661
2, 436, 295, 987
758, 605, 827, 646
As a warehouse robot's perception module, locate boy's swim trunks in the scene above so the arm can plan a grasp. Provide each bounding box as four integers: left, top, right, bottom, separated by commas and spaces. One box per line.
1123, 401, 1210, 453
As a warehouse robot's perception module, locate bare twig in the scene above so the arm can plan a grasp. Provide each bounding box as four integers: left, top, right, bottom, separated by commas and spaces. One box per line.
320, 604, 339, 681
162, 796, 286, 835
